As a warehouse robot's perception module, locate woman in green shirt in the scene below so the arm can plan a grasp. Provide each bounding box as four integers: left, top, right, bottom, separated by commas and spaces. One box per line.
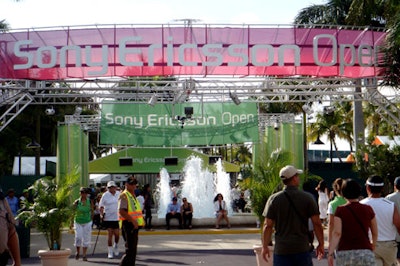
71, 187, 93, 261
327, 178, 347, 241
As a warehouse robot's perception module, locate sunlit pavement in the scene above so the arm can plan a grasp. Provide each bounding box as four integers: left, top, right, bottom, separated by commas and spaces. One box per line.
17, 226, 329, 266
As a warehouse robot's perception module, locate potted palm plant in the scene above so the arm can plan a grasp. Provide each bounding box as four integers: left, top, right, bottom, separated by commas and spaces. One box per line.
17, 171, 79, 266
241, 148, 290, 266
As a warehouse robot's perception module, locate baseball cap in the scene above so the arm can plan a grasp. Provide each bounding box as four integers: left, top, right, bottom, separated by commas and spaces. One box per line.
172, 197, 178, 201
79, 187, 88, 193
126, 176, 138, 185
107, 181, 116, 188
279, 165, 303, 180
395, 176, 400, 186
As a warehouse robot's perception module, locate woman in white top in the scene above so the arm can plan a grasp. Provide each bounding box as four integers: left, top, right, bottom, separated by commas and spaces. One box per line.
316, 180, 329, 225
213, 193, 231, 229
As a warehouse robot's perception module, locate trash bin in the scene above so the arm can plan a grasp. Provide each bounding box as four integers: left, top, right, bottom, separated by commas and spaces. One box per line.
16, 224, 30, 258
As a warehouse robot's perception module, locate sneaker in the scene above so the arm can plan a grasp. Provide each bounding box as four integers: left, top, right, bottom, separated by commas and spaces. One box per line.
107, 247, 114, 259
113, 243, 119, 257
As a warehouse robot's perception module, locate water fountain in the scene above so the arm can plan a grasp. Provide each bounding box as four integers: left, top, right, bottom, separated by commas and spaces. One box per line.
156, 168, 173, 218
156, 155, 232, 218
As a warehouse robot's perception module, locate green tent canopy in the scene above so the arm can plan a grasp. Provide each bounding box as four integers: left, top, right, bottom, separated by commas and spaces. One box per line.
89, 147, 240, 174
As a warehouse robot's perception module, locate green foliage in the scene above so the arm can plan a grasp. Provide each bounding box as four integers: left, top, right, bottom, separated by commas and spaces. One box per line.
355, 143, 400, 189
242, 148, 291, 223
17, 171, 79, 250
355, 141, 400, 195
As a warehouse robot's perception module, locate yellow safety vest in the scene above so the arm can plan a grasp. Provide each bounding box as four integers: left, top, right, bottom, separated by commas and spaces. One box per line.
119, 190, 144, 227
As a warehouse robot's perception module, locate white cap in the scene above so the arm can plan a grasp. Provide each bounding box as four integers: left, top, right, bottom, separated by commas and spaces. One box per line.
279, 165, 303, 180
107, 181, 116, 188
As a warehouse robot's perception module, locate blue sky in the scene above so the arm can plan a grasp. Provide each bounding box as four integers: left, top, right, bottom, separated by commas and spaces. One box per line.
1, 0, 326, 29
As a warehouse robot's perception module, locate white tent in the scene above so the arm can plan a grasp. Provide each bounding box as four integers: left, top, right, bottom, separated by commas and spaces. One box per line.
89, 174, 127, 185
12, 156, 57, 176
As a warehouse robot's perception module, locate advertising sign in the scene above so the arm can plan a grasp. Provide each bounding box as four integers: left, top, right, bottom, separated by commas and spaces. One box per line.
100, 102, 259, 146
0, 26, 386, 79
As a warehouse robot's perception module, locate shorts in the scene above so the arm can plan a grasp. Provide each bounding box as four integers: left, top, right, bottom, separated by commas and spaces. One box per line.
336, 249, 375, 266
102, 220, 119, 229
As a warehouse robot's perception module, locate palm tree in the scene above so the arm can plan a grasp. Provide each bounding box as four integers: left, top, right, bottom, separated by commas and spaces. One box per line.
294, 0, 353, 25
383, 14, 400, 87
1, 0, 22, 31
309, 102, 352, 163
0, 19, 9, 32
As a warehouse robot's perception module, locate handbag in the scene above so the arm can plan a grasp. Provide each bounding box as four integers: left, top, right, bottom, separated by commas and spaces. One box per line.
284, 191, 314, 251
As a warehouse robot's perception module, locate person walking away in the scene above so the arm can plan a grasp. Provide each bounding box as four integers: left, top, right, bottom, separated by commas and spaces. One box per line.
118, 176, 144, 266
327, 178, 347, 242
386, 176, 400, 265
328, 178, 378, 266
71, 187, 93, 261
214, 193, 231, 229
315, 180, 329, 226
143, 184, 154, 231
360, 175, 400, 266
0, 188, 21, 266
99, 181, 121, 259
180, 197, 193, 229
261, 165, 324, 265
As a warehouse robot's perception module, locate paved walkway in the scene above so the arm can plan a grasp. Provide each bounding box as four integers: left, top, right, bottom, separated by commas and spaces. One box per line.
10, 226, 329, 265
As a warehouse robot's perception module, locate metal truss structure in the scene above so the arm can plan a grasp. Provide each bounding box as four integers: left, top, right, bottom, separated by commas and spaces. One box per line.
1, 76, 400, 133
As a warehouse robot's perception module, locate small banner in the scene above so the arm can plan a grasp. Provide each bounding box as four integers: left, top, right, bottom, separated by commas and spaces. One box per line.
100, 102, 259, 146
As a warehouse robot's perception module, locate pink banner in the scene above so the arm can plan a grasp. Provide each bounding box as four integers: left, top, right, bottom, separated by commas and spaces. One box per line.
0, 25, 386, 80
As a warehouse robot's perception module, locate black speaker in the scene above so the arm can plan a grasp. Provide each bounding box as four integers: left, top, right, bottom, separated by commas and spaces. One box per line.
184, 107, 193, 118
119, 157, 133, 166
164, 157, 178, 166
209, 156, 222, 165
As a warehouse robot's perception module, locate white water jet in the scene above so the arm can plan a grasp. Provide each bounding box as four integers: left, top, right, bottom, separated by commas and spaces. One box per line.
156, 156, 233, 218
215, 159, 233, 216
157, 168, 172, 218
180, 156, 215, 218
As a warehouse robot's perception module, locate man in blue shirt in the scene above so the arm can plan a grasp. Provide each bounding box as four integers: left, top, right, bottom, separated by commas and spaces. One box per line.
165, 197, 182, 230
6, 189, 19, 217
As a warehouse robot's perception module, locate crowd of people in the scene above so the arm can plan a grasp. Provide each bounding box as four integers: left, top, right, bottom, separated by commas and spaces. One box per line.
7, 167, 400, 266
261, 164, 400, 266
0, 177, 236, 265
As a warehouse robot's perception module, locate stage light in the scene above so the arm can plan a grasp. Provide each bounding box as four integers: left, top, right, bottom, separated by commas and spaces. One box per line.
148, 94, 157, 107
229, 92, 241, 105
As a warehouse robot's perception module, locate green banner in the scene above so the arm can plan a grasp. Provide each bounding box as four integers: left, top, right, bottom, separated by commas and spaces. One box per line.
100, 102, 259, 146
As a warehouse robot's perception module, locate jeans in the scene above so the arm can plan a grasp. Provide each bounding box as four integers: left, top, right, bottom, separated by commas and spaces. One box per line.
273, 251, 312, 266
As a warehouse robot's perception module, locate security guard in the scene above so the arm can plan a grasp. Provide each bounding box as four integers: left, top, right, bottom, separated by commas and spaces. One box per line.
118, 176, 144, 266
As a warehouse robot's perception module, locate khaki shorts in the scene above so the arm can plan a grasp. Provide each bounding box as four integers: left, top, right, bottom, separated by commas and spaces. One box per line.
374, 240, 397, 266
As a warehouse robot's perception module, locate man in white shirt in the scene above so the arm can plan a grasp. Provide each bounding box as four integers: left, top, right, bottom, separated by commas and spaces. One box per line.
99, 181, 121, 259
386, 176, 400, 264
360, 175, 400, 266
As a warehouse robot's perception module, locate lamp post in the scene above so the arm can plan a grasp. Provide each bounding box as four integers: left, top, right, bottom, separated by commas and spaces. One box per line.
313, 135, 325, 162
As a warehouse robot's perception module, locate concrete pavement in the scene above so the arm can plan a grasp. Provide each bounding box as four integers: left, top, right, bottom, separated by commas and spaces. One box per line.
10, 226, 329, 266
